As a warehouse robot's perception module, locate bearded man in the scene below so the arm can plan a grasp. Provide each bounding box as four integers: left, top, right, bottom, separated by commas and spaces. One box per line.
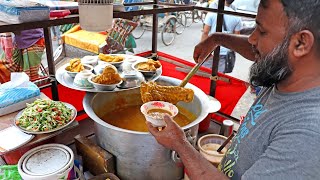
147, 0, 320, 179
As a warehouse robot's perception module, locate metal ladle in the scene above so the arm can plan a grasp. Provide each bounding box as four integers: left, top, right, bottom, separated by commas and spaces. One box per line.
179, 52, 213, 87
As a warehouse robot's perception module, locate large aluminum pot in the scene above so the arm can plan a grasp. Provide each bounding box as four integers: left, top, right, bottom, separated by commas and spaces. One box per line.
83, 76, 211, 180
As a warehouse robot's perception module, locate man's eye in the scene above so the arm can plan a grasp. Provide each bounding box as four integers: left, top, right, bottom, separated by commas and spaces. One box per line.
258, 28, 266, 35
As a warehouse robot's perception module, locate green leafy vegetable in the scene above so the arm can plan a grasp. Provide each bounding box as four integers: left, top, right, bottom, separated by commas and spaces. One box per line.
17, 99, 73, 132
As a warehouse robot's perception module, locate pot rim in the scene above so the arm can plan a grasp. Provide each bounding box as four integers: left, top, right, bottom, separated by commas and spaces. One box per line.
83, 76, 210, 135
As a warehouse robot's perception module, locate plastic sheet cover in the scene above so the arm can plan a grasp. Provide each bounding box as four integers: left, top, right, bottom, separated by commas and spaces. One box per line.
0, 0, 49, 24
0, 73, 40, 109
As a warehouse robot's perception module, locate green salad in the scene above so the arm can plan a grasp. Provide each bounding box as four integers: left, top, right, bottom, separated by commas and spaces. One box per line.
17, 99, 73, 132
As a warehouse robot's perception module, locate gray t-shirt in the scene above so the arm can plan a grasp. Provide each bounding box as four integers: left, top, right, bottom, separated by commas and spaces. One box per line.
219, 85, 320, 179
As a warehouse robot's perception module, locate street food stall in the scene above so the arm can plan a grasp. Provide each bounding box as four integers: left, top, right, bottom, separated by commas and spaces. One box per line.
0, 0, 256, 179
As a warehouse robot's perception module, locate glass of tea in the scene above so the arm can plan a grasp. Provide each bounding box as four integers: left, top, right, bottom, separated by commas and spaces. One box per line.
197, 134, 232, 167
140, 101, 178, 128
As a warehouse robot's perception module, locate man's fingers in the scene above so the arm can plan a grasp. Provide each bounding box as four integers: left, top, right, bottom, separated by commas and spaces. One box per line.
199, 53, 208, 63
193, 46, 200, 63
194, 50, 210, 64
146, 121, 158, 135
164, 114, 175, 125
193, 52, 200, 63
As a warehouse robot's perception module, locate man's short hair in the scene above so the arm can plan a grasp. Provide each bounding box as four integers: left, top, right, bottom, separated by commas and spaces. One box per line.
226, 0, 235, 5
260, 0, 320, 51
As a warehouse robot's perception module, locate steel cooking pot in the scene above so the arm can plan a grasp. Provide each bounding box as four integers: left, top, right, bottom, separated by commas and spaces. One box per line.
83, 76, 214, 180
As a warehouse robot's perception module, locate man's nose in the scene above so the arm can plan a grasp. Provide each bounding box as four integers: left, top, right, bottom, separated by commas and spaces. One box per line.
248, 28, 258, 46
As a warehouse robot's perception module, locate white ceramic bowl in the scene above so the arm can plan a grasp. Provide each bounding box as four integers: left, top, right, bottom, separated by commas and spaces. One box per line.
73, 70, 94, 89
140, 101, 178, 127
118, 71, 146, 89
81, 55, 98, 66
18, 144, 74, 180
88, 75, 123, 91
93, 62, 117, 75
98, 54, 125, 68
65, 64, 93, 78
109, 61, 124, 68
132, 60, 162, 77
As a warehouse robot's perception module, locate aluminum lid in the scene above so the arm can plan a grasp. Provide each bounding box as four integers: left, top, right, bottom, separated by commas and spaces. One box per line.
223, 120, 234, 126
21, 144, 71, 176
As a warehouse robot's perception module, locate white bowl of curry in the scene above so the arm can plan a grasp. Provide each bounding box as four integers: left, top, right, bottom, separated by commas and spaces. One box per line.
140, 101, 178, 127
132, 59, 162, 77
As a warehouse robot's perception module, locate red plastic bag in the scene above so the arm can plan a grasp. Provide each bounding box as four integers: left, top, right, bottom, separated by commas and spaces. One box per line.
50, 10, 71, 18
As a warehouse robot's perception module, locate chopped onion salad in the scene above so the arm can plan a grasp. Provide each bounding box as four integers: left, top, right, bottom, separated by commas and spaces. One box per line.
16, 99, 73, 132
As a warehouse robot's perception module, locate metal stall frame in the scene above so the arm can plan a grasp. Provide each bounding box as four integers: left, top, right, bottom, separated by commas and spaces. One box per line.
0, 0, 256, 121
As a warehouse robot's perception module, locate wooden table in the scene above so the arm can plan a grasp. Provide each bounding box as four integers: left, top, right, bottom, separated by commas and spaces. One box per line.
0, 93, 79, 157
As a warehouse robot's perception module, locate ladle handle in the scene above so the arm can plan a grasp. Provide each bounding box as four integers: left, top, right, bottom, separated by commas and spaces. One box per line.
179, 52, 213, 87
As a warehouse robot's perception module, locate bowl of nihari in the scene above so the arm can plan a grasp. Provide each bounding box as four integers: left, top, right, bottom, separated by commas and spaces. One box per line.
88, 65, 123, 91
140, 101, 178, 127
93, 61, 114, 75
65, 58, 93, 78
98, 53, 125, 68
132, 59, 162, 77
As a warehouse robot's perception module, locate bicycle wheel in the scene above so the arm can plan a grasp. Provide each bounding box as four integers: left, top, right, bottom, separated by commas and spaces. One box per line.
184, 11, 193, 27
132, 16, 146, 39
200, 11, 206, 23
193, 10, 200, 23
176, 13, 186, 35
161, 17, 177, 46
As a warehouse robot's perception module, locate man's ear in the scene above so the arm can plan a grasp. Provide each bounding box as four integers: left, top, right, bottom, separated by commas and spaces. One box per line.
291, 30, 315, 58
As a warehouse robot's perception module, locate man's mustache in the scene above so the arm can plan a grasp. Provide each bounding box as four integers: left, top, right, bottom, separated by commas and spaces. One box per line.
251, 45, 260, 59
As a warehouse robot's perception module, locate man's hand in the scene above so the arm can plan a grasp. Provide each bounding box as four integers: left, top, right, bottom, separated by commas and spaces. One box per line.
194, 34, 219, 63
146, 115, 187, 151
148, 115, 229, 180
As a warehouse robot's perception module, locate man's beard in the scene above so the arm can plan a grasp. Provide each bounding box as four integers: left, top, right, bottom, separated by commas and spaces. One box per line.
249, 36, 292, 87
